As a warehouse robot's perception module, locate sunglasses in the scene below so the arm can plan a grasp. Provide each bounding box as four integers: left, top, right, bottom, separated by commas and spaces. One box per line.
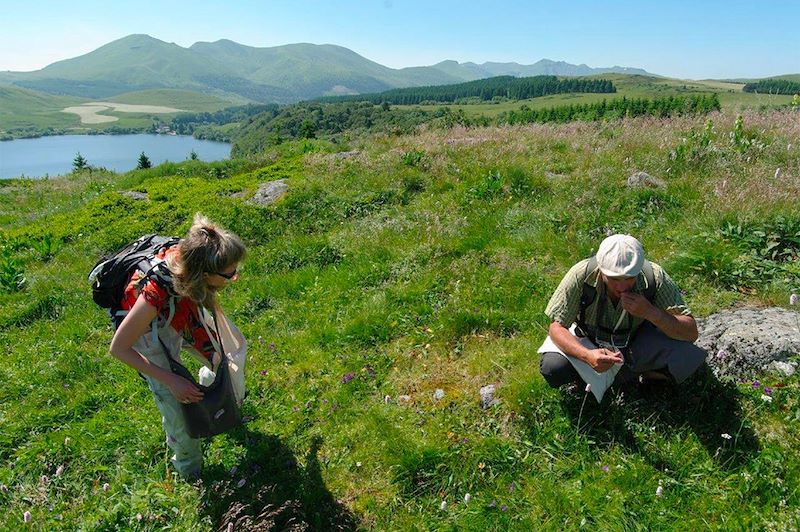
213, 267, 239, 280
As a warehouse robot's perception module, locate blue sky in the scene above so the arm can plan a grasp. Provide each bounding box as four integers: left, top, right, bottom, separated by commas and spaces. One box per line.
0, 0, 797, 79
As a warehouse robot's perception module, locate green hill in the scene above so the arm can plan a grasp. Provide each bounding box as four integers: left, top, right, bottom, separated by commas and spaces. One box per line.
1, 108, 799, 529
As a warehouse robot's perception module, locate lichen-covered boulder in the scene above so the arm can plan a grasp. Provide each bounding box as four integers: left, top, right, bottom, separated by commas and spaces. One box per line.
696, 307, 800, 379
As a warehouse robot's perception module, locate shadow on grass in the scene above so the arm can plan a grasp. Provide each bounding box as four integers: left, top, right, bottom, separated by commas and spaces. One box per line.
199, 429, 355, 531
559, 365, 760, 470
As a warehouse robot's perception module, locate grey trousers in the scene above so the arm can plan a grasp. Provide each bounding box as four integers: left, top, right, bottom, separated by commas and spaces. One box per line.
539, 322, 708, 388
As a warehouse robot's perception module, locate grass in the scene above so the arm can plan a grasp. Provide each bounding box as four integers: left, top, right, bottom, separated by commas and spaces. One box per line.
1, 108, 799, 529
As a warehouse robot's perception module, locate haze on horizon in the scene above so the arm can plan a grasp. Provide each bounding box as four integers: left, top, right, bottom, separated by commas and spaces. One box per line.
0, 0, 797, 80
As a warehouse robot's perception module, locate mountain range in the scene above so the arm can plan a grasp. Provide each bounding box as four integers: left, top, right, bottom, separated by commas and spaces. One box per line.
0, 34, 654, 104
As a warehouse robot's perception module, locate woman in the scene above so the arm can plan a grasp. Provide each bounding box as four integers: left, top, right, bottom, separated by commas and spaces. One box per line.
109, 214, 246, 479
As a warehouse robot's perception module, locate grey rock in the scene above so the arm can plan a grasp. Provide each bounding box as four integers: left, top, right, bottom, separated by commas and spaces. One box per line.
433, 389, 445, 401
247, 180, 289, 206
767, 360, 796, 377
333, 150, 362, 160
696, 307, 800, 379
480, 384, 500, 409
627, 171, 666, 189
122, 191, 148, 201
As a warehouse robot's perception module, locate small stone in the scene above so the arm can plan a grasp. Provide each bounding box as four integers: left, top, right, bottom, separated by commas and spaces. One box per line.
767, 361, 796, 377
480, 384, 499, 409
122, 191, 149, 201
775, 168, 782, 179
247, 180, 289, 207
433, 389, 445, 401
627, 171, 666, 189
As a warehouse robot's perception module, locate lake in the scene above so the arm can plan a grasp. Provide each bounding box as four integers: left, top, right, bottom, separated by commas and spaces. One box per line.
0, 134, 231, 179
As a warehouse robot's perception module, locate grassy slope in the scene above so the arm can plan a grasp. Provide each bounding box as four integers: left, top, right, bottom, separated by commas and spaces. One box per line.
0, 85, 85, 131
108, 89, 239, 111
408, 75, 793, 117
1, 109, 799, 529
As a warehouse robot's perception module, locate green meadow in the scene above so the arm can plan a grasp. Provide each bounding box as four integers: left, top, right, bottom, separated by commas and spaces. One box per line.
1, 107, 799, 529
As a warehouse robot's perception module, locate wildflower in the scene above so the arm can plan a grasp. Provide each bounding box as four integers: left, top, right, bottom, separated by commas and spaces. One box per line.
40, 475, 49, 485
440, 500, 447, 511
356, 462, 362, 468
790, 293, 798, 306
761, 394, 773, 403
464, 493, 472, 504
269, 343, 277, 353
584, 383, 592, 393
775, 168, 782, 179
102, 482, 110, 491
64, 437, 71, 445
501, 504, 508, 512
341, 372, 355, 384
763, 386, 773, 396
260, 369, 268, 376
716, 349, 727, 360
721, 433, 732, 440
237, 478, 246, 488
655, 485, 664, 497
55, 465, 65, 477
433, 389, 445, 400
751, 380, 760, 388
384, 395, 391, 404
602, 465, 610, 472
23, 511, 31, 523
488, 499, 497, 508
509, 481, 517, 492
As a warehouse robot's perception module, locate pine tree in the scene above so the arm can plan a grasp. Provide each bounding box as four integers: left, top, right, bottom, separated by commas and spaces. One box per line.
137, 152, 152, 170
72, 152, 88, 172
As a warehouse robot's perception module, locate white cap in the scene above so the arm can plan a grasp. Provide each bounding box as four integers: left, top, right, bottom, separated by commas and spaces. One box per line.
596, 234, 645, 277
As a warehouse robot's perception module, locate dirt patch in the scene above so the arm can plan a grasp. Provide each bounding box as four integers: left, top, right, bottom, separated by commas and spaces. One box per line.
62, 102, 185, 124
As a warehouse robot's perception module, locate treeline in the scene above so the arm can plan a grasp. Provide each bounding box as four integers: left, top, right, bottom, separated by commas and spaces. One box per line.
168, 104, 280, 135
502, 93, 721, 125
231, 94, 722, 156
317, 75, 615, 105
743, 79, 800, 95
232, 101, 436, 156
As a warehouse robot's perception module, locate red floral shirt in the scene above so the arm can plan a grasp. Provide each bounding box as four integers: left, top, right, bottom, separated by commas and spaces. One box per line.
120, 246, 219, 361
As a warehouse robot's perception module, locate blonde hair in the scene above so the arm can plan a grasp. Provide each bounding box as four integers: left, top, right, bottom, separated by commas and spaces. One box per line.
167, 214, 246, 309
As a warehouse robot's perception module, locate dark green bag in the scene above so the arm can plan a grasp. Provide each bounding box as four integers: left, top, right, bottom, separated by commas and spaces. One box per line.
159, 338, 242, 438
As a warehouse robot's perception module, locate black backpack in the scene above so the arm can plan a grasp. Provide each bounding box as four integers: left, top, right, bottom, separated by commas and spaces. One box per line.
575, 256, 656, 339
88, 234, 180, 324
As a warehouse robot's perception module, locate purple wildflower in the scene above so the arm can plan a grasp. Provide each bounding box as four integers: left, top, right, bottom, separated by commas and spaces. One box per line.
501, 504, 508, 512
509, 481, 516, 492
764, 386, 773, 396
260, 369, 268, 376
341, 372, 355, 384
602, 465, 610, 472
752, 380, 760, 388
488, 500, 497, 508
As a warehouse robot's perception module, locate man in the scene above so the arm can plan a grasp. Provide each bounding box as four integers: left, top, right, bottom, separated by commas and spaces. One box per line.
538, 234, 707, 400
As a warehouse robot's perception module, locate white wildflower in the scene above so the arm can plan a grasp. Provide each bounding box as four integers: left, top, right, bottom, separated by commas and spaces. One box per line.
761, 394, 772, 403
102, 482, 110, 491
464, 493, 472, 504
23, 511, 32, 523
790, 293, 798, 306
721, 433, 732, 440
55, 465, 65, 477
655, 485, 664, 497
440, 500, 447, 511
64, 437, 71, 445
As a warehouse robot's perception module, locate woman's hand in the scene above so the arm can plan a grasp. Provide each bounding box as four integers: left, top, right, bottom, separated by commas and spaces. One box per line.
167, 375, 204, 404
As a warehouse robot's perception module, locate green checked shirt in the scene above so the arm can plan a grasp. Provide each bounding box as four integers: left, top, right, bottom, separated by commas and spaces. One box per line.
545, 259, 691, 346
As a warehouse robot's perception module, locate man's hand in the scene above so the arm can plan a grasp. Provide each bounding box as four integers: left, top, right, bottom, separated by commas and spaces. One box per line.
620, 292, 655, 319
587, 348, 624, 373
168, 375, 204, 404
